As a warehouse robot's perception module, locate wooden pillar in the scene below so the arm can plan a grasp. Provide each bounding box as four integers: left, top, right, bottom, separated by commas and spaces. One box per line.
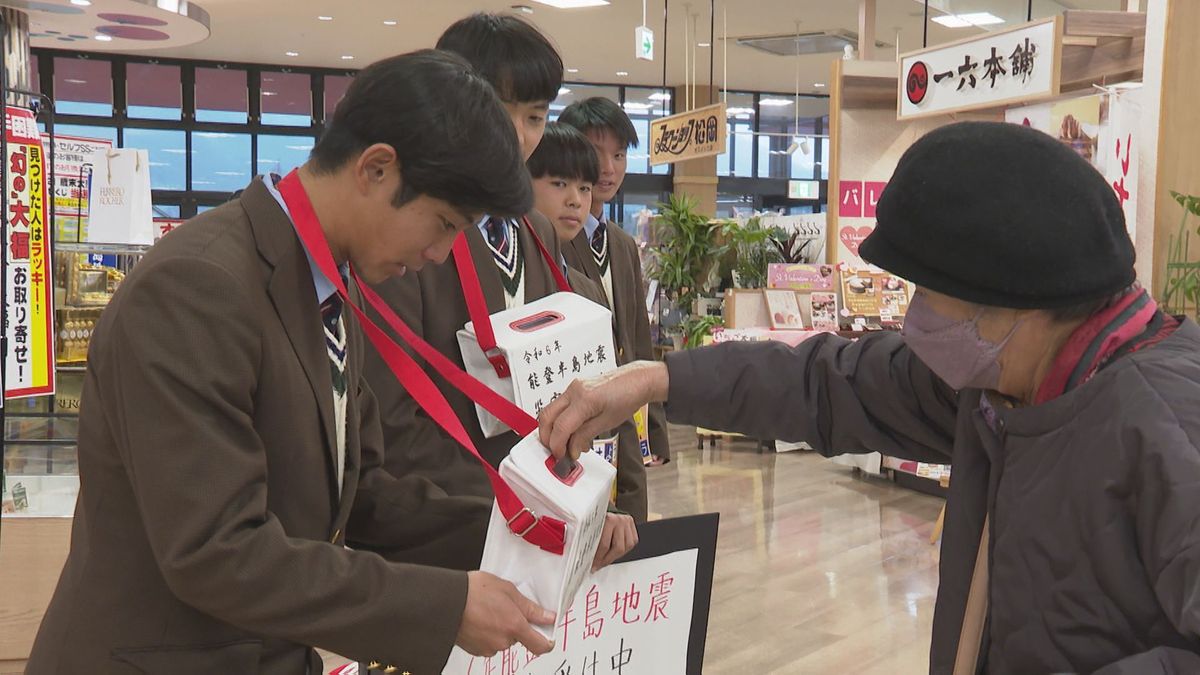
670, 84, 719, 218
1145, 0, 1200, 294
858, 0, 877, 61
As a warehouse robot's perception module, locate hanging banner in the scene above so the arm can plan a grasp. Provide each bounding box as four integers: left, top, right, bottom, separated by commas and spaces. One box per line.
649, 103, 727, 166
440, 513, 719, 675
1097, 87, 1140, 240
898, 16, 1063, 120
5, 107, 56, 399
42, 133, 112, 243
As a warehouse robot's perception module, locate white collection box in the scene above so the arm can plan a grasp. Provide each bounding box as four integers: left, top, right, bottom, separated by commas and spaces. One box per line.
457, 292, 617, 437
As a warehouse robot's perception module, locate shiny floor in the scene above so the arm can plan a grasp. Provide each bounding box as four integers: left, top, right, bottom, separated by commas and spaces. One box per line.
326, 426, 945, 674
654, 427, 943, 674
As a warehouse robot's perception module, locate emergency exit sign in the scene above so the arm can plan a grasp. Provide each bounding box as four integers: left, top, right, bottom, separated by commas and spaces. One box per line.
636, 26, 654, 61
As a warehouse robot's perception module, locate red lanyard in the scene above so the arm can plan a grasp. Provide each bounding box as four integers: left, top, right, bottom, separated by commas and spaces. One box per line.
276, 171, 564, 555
453, 218, 572, 378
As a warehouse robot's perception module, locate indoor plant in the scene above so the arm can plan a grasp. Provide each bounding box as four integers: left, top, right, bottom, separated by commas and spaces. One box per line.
1161, 191, 1200, 319
721, 216, 780, 289
648, 194, 727, 347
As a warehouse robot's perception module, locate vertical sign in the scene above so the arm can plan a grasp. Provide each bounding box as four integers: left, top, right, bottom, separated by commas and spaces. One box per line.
5, 107, 55, 399
1100, 88, 1140, 239
899, 16, 1062, 120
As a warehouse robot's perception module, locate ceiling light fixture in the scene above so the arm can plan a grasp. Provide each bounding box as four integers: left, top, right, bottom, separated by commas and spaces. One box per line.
558, 87, 572, 96
318, 15, 334, 21
759, 98, 793, 106
567, 68, 580, 73
616, 71, 629, 76
814, 82, 826, 88
511, 4, 534, 13
383, 20, 398, 26
285, 51, 299, 57
931, 12, 1004, 28
697, 42, 711, 47
70, 0, 91, 6
648, 92, 671, 101
530, 0, 610, 7
726, 106, 755, 115
341, 55, 354, 60
623, 102, 653, 111
94, 34, 113, 42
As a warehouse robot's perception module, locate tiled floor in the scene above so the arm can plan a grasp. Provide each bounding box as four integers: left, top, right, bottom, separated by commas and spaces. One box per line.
327, 426, 945, 674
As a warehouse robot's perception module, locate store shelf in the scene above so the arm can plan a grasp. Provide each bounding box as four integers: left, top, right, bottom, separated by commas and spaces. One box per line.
54, 242, 151, 255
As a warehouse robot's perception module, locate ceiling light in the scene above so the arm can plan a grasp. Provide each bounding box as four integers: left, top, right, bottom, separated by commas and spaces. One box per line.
735, 114, 751, 120
759, 98, 793, 106
70, 0, 91, 6
341, 55, 354, 60
931, 12, 1004, 28
814, 82, 826, 88
623, 102, 653, 111
616, 71, 629, 77
530, 0, 610, 7
94, 34, 113, 42
383, 20, 398, 26
262, 91, 277, 96
285, 51, 299, 57
64, 78, 87, 84
726, 106, 755, 115
511, 4, 534, 13
697, 42, 711, 47
567, 68, 580, 73
558, 87, 571, 96
318, 15, 333, 21
648, 92, 671, 101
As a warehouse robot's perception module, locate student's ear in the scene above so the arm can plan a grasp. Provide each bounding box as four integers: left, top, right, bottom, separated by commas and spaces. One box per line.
354, 143, 399, 194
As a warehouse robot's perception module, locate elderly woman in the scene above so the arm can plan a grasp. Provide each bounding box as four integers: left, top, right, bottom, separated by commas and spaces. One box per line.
539, 122, 1200, 674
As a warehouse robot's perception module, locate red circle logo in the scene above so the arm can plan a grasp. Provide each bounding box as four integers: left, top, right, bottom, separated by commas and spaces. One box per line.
906, 61, 929, 105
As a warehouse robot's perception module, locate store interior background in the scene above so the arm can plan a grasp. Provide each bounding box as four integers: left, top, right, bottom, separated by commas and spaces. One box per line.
2, 0, 1196, 672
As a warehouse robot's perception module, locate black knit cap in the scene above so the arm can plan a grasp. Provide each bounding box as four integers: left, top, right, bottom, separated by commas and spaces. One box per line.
859, 121, 1135, 310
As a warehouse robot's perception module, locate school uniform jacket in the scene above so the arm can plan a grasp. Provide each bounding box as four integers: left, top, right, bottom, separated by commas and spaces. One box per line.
26, 178, 490, 675
364, 212, 572, 501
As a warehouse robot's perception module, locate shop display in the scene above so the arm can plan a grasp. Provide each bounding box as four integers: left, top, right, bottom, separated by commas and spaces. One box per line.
44, 134, 112, 243
810, 292, 839, 332
767, 263, 836, 291
51, 247, 138, 366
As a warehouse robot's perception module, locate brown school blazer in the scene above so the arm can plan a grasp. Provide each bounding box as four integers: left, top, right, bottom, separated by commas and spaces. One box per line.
364, 213, 648, 521
27, 178, 489, 675
564, 223, 671, 470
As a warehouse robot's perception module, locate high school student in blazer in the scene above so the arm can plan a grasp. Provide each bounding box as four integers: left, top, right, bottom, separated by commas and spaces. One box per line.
26, 52, 558, 675
364, 16, 638, 553
527, 122, 649, 521
559, 98, 673, 467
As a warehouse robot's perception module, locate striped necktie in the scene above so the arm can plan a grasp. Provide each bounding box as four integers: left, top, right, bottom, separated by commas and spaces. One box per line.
590, 219, 609, 274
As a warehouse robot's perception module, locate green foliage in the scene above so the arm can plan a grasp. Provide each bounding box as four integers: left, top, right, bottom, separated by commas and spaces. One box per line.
1161, 191, 1200, 318
648, 194, 728, 328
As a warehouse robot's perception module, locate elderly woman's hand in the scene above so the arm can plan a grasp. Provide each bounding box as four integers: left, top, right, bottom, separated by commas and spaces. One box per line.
537, 361, 669, 462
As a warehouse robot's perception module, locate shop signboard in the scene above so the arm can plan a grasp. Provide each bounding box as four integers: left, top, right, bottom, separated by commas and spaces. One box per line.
442, 514, 718, 675
898, 16, 1063, 121
649, 103, 727, 166
42, 133, 113, 243
4, 107, 55, 399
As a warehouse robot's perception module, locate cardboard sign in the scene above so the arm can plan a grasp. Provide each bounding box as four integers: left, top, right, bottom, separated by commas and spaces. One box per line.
810, 292, 839, 332
42, 133, 112, 243
5, 107, 56, 400
458, 293, 617, 437
767, 263, 836, 292
649, 103, 727, 166
441, 513, 720, 675
899, 16, 1062, 120
763, 289, 804, 330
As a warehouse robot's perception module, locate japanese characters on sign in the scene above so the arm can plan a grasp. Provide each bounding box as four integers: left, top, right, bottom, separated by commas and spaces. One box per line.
444, 549, 698, 675
519, 338, 613, 417
6, 107, 56, 399
898, 17, 1062, 120
649, 103, 727, 166
42, 134, 113, 243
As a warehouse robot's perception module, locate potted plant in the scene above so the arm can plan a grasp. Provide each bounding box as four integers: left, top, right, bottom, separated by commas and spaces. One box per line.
768, 225, 817, 264
1162, 191, 1200, 319
648, 194, 727, 349
720, 216, 780, 289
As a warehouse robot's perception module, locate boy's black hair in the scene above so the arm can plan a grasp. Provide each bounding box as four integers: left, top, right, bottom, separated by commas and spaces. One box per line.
310, 49, 531, 218
558, 97, 639, 150
527, 123, 600, 184
436, 13, 563, 104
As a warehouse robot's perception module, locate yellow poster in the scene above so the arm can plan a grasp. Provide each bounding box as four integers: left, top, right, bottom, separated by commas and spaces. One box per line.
5, 107, 55, 399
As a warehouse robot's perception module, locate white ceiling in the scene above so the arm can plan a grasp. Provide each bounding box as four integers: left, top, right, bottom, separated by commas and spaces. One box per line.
113, 0, 1125, 94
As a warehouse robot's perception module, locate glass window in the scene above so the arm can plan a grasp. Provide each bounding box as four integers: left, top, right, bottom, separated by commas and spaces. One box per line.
28, 53, 40, 94
619, 190, 665, 242
122, 128, 186, 191
153, 204, 181, 218
716, 92, 755, 177
551, 84, 620, 121
257, 134, 314, 177
324, 74, 353, 122
623, 87, 672, 176
127, 62, 181, 120
52, 124, 117, 145
261, 71, 312, 127
54, 58, 112, 117
196, 67, 248, 123
192, 132, 252, 192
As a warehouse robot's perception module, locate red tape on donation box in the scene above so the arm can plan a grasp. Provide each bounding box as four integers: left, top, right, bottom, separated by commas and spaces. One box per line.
458, 292, 617, 438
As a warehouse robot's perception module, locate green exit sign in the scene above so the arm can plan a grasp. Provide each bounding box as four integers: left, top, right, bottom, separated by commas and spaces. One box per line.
636, 26, 654, 61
